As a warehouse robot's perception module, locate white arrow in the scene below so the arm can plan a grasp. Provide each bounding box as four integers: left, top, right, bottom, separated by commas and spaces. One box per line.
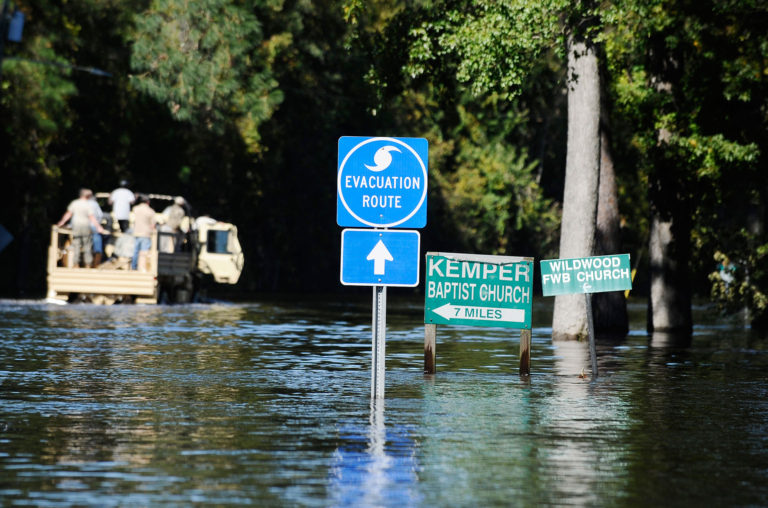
367, 240, 394, 275
433, 303, 525, 323
582, 282, 592, 292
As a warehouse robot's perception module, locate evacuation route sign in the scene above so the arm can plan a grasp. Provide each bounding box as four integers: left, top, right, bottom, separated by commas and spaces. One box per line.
337, 136, 428, 229
424, 252, 533, 329
540, 254, 632, 296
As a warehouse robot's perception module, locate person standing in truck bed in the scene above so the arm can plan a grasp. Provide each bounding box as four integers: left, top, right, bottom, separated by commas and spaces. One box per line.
88, 192, 106, 266
131, 194, 155, 270
109, 180, 135, 232
56, 188, 106, 267
160, 196, 187, 252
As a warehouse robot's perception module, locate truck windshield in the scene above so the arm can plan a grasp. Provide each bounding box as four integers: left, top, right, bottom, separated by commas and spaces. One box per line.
207, 230, 230, 254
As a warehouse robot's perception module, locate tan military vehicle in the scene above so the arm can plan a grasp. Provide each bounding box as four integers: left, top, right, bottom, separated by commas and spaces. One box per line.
46, 193, 244, 304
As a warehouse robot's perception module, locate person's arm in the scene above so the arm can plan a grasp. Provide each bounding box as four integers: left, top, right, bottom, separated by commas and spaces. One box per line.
89, 212, 106, 234
56, 210, 72, 227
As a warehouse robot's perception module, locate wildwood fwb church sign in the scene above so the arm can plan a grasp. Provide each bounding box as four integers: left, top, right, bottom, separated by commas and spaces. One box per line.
540, 254, 632, 296
539, 253, 632, 379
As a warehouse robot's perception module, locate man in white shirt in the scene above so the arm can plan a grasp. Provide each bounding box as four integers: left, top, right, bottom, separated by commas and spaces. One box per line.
109, 180, 135, 232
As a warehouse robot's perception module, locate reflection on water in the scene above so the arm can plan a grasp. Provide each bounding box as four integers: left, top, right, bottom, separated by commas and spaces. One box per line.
330, 402, 421, 507
1, 298, 767, 506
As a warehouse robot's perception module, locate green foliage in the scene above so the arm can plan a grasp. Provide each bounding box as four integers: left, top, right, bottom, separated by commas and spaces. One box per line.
602, 0, 768, 322
709, 247, 768, 328
2, 0, 767, 306
130, 0, 283, 153
403, 1, 565, 98
437, 121, 559, 255
344, 0, 566, 259
2, 39, 76, 134
1, 39, 76, 156
0, 7, 82, 293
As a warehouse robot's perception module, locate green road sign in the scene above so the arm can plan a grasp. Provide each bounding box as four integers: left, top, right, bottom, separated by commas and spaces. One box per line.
540, 254, 631, 296
424, 252, 533, 329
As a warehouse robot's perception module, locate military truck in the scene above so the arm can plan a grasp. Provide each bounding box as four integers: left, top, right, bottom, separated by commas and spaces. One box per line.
46, 193, 244, 304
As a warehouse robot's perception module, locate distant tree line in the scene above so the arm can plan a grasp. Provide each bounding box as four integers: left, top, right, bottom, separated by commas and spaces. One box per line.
1, 0, 766, 332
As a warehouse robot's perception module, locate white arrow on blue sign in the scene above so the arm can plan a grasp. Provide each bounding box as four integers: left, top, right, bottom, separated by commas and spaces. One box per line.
340, 229, 420, 287
337, 136, 428, 229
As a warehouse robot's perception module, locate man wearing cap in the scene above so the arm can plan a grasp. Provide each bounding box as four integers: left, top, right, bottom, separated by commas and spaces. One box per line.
109, 180, 135, 232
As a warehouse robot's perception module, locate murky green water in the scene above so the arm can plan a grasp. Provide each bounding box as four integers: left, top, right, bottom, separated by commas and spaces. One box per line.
1, 296, 767, 506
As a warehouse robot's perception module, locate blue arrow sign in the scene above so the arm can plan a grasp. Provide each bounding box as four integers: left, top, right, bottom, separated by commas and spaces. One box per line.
337, 136, 428, 228
340, 229, 420, 287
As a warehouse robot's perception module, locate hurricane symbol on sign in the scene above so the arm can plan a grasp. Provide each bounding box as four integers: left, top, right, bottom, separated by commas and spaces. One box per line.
365, 145, 401, 172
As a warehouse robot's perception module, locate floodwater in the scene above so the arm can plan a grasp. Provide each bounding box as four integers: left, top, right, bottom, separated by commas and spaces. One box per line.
1, 295, 767, 506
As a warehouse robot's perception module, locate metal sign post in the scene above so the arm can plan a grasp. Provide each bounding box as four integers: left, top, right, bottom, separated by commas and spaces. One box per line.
371, 286, 387, 399
584, 293, 598, 378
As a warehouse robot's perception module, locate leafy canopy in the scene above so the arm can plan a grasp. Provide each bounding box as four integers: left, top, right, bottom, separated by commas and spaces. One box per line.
130, 0, 283, 152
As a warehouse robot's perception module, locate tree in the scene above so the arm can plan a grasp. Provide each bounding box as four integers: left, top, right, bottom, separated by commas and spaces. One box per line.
348, 0, 623, 339
130, 0, 283, 154
602, 0, 764, 333
551, 34, 601, 340
0, 2, 80, 295
344, 0, 565, 259
593, 125, 629, 335
433, 104, 560, 256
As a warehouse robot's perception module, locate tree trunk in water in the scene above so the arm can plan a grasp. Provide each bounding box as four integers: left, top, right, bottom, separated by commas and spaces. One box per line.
647, 48, 693, 334
552, 36, 601, 341
593, 127, 629, 335
648, 159, 692, 334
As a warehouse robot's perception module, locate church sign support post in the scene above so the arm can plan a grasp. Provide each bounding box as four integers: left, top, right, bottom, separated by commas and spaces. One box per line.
539, 254, 632, 378
423, 252, 534, 376
337, 136, 428, 400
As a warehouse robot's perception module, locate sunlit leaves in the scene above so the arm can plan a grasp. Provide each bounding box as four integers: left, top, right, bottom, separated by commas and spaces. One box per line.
404, 0, 566, 98
436, 105, 559, 255
130, 0, 283, 152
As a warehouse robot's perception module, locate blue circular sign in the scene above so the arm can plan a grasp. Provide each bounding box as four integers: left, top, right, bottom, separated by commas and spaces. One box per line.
337, 136, 428, 228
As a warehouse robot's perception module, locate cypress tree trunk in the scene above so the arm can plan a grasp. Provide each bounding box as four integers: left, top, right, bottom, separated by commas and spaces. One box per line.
552, 36, 601, 341
593, 127, 629, 335
647, 50, 693, 335
648, 154, 692, 334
